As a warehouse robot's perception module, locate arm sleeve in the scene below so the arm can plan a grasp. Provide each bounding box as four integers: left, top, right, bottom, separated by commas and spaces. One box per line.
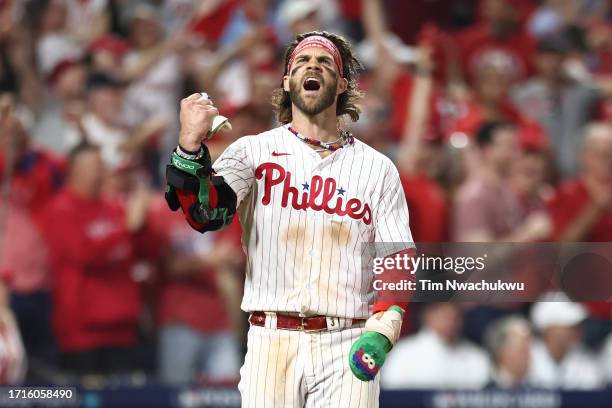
374, 163, 415, 257
212, 136, 256, 207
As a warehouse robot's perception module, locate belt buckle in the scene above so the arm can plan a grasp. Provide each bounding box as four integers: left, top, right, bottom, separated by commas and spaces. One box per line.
300, 316, 320, 332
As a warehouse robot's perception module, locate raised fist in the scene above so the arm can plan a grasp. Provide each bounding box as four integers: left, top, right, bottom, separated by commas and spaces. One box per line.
179, 92, 219, 152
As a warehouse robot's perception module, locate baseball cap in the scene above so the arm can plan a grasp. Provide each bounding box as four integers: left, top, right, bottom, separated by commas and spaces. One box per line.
88, 34, 131, 59
531, 292, 588, 330
46, 57, 83, 87
356, 33, 418, 69
122, 1, 161, 27
279, 0, 319, 25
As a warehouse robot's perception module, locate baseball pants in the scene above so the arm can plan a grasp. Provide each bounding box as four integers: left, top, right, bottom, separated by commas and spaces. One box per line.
238, 322, 379, 408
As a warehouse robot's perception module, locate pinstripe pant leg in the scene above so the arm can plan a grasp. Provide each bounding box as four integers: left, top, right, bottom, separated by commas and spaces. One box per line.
238, 325, 306, 408
304, 326, 379, 408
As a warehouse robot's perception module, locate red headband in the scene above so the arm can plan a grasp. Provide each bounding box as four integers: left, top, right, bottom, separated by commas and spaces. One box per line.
287, 35, 343, 76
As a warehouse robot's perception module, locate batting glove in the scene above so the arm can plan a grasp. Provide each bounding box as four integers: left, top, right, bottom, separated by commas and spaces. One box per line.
349, 305, 403, 381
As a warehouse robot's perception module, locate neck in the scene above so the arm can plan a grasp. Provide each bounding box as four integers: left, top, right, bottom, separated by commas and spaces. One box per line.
290, 105, 339, 143
542, 75, 564, 89
545, 340, 569, 363
497, 367, 522, 386
583, 172, 610, 187
69, 183, 99, 200
480, 161, 504, 184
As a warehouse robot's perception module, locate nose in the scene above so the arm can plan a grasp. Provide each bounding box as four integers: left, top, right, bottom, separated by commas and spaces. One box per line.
305, 60, 323, 72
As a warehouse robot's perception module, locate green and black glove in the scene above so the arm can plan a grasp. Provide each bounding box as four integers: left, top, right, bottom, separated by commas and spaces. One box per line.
349, 306, 403, 381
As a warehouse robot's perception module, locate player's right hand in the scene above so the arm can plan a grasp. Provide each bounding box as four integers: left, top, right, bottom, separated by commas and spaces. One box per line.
179, 92, 219, 151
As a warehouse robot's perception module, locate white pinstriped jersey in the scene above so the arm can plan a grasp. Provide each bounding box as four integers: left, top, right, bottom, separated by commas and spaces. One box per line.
213, 125, 414, 319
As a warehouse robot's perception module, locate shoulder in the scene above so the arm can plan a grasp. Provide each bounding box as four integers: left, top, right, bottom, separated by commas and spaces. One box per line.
554, 178, 585, 199
457, 339, 489, 361
224, 126, 288, 150
512, 79, 546, 97
41, 190, 72, 219
455, 24, 487, 47
455, 178, 488, 203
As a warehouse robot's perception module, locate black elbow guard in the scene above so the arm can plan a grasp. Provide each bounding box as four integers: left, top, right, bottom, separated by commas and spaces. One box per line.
165, 144, 237, 233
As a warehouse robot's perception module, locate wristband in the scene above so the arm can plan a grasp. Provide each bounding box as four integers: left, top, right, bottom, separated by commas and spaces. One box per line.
177, 144, 204, 159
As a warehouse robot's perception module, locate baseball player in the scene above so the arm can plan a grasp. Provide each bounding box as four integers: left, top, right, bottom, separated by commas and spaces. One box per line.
165, 31, 414, 407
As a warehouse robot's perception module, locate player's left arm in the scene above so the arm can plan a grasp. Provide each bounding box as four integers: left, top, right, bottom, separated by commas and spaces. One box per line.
349, 162, 415, 381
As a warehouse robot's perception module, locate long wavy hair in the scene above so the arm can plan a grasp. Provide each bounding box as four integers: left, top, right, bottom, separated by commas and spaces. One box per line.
271, 31, 364, 124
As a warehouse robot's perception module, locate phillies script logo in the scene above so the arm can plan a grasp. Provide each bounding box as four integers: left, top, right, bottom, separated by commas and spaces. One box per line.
255, 162, 372, 225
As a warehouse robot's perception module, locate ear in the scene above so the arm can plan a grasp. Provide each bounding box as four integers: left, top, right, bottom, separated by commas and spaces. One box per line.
283, 75, 290, 92
337, 77, 348, 95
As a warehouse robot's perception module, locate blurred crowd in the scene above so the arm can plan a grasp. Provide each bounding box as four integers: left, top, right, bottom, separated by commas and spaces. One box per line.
0, 0, 612, 392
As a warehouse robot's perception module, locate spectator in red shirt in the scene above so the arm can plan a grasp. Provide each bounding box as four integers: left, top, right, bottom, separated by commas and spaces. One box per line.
448, 60, 547, 149
547, 122, 612, 242
143, 195, 244, 385
38, 143, 142, 377
455, 0, 536, 85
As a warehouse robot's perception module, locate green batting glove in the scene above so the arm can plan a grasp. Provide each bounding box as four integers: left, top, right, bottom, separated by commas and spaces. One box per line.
349, 305, 403, 381
349, 331, 392, 381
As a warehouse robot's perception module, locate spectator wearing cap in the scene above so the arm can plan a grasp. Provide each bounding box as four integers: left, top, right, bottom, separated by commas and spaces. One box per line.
37, 143, 143, 377
512, 34, 601, 177
455, 0, 536, 85
87, 34, 131, 80
446, 57, 547, 150
382, 303, 489, 389
33, 57, 88, 154
64, 72, 167, 170
64, 72, 128, 168
528, 293, 604, 389
484, 316, 533, 389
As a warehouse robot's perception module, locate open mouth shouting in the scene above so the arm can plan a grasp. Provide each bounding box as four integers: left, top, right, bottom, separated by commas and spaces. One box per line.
302, 76, 322, 95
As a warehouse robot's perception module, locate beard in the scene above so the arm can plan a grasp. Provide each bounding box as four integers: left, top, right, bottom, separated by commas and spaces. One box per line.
289, 75, 337, 117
